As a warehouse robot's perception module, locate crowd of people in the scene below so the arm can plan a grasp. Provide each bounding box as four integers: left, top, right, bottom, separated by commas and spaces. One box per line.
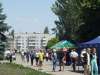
19, 47, 99, 75
19, 48, 79, 71
20, 49, 46, 70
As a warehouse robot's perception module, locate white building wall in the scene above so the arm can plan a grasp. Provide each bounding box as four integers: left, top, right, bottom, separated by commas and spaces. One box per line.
14, 32, 54, 51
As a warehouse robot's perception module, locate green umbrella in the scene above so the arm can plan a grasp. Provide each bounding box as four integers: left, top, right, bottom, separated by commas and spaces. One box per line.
50, 40, 76, 49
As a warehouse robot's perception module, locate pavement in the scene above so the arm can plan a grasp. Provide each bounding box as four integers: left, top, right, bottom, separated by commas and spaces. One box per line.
14, 54, 83, 75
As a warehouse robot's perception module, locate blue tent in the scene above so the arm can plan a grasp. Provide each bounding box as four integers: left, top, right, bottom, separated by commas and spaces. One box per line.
79, 36, 100, 47
79, 36, 100, 73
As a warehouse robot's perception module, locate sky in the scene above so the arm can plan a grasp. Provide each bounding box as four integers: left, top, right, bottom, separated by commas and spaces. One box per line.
1, 0, 57, 33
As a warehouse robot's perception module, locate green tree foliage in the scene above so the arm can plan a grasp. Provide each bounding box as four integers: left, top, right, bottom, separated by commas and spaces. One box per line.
47, 37, 59, 48
77, 0, 100, 42
52, 0, 100, 42
0, 3, 11, 60
52, 0, 81, 40
44, 26, 49, 34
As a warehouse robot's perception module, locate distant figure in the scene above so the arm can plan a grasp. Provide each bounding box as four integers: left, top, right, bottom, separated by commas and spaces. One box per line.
57, 49, 64, 71
70, 49, 78, 72
26, 51, 30, 63
30, 50, 35, 66
21, 51, 25, 62
38, 50, 44, 70
9, 51, 12, 63
35, 51, 39, 66
90, 48, 98, 75
62, 51, 67, 71
81, 48, 91, 75
52, 49, 57, 72
46, 52, 49, 61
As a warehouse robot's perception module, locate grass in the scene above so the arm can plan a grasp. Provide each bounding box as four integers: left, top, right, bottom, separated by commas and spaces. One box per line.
0, 63, 51, 75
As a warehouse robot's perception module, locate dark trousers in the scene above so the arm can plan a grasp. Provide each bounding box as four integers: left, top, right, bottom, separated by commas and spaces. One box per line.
35, 57, 39, 65
9, 56, 12, 63
31, 58, 34, 66
53, 61, 57, 71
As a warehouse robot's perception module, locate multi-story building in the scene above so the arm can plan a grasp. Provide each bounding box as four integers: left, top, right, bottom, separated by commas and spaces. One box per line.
6, 35, 15, 50
14, 32, 54, 51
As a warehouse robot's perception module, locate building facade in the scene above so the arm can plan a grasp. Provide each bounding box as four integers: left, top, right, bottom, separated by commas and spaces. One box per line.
14, 32, 54, 51
6, 35, 14, 50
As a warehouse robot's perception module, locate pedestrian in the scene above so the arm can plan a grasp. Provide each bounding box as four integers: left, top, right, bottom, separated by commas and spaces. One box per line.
81, 48, 91, 75
30, 50, 35, 66
21, 50, 25, 62
9, 51, 12, 63
52, 49, 57, 72
26, 50, 30, 63
70, 49, 78, 72
57, 49, 64, 71
90, 48, 98, 75
38, 50, 44, 70
46, 51, 49, 61
35, 51, 39, 66
62, 51, 67, 71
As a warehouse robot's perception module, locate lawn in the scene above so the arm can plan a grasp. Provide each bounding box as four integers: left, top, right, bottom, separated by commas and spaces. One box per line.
0, 63, 51, 75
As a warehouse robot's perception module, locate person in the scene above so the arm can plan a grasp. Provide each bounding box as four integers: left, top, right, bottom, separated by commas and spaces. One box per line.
81, 48, 90, 75
21, 50, 25, 62
26, 50, 30, 63
9, 51, 12, 63
57, 49, 64, 71
38, 50, 44, 70
52, 49, 57, 72
45, 51, 49, 61
70, 49, 78, 72
35, 51, 39, 66
62, 50, 67, 71
30, 50, 35, 66
90, 48, 98, 75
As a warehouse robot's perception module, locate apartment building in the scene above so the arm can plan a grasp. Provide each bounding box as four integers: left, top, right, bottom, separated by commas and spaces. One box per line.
14, 32, 54, 51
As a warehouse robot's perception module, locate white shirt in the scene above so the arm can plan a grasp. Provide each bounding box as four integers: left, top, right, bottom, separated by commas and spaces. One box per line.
46, 53, 49, 57
70, 51, 78, 58
81, 50, 86, 57
81, 50, 90, 66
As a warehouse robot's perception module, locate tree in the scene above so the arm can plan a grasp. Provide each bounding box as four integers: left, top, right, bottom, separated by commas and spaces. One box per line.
0, 3, 11, 60
44, 26, 49, 34
52, 0, 81, 41
77, 0, 100, 42
52, 0, 100, 42
46, 37, 59, 48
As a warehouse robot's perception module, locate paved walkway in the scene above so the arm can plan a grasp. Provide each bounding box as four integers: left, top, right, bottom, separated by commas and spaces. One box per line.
14, 54, 83, 75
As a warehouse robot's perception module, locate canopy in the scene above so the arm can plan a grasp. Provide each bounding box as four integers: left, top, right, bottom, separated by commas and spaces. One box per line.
80, 36, 100, 48
50, 40, 76, 49
81, 36, 100, 45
